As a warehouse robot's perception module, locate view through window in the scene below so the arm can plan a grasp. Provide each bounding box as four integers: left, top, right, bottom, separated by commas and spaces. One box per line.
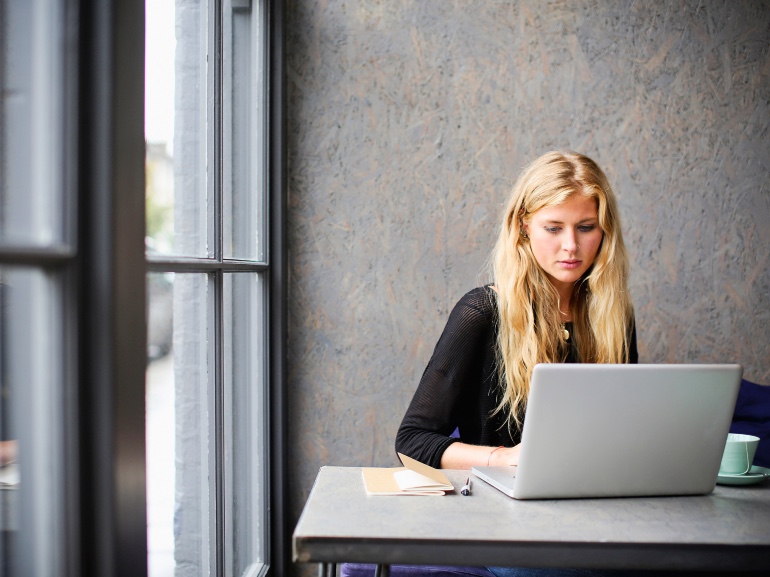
145, 1, 270, 576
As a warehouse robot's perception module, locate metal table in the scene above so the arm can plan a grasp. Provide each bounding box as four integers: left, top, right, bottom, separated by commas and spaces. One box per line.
293, 466, 770, 576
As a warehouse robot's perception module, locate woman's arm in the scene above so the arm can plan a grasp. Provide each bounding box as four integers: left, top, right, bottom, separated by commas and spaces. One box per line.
440, 441, 521, 469
396, 287, 497, 468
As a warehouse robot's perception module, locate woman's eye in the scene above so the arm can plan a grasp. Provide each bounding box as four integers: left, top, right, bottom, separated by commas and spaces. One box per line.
578, 224, 596, 233
545, 227, 560, 234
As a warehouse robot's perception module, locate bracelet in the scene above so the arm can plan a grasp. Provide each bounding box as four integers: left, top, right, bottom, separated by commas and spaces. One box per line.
487, 446, 504, 466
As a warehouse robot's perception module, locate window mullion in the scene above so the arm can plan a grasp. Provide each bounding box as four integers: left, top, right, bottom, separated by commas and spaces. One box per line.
212, 0, 224, 264
210, 269, 225, 577
211, 1, 225, 576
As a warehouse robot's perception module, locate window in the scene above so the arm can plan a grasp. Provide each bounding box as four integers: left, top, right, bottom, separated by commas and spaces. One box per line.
0, 0, 285, 575
145, 1, 282, 576
0, 1, 76, 575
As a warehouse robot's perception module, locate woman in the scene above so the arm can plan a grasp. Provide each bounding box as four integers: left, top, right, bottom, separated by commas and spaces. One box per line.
396, 150, 638, 471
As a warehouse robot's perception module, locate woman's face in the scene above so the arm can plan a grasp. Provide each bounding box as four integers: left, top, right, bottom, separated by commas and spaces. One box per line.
522, 193, 603, 295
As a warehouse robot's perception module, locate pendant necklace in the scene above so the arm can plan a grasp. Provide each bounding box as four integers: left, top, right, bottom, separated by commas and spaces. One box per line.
559, 309, 570, 341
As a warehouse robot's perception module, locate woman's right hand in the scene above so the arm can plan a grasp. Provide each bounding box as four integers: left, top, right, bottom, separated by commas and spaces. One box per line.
440, 441, 522, 469
487, 444, 521, 467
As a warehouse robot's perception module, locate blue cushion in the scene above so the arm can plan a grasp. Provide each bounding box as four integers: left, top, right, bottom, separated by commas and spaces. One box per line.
729, 378, 770, 468
341, 564, 495, 577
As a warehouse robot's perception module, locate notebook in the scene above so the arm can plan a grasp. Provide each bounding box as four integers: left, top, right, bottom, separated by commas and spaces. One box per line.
472, 363, 743, 499
362, 453, 454, 496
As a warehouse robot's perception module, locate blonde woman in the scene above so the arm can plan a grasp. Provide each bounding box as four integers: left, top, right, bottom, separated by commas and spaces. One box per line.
396, 151, 637, 471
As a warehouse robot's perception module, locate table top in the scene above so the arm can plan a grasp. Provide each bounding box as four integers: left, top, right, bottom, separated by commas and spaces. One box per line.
292, 466, 770, 571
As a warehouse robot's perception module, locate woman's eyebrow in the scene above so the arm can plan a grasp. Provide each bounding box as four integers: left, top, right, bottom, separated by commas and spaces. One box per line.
542, 216, 597, 224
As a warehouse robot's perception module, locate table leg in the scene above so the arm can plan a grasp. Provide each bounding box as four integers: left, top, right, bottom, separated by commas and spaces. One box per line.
318, 562, 337, 577
373, 564, 390, 577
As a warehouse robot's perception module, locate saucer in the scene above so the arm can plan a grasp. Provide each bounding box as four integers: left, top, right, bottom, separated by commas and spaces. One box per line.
716, 465, 770, 486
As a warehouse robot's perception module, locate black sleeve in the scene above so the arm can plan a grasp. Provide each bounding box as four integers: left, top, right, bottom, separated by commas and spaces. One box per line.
395, 288, 493, 468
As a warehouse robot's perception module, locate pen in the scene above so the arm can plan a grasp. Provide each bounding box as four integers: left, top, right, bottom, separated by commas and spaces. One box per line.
461, 477, 472, 496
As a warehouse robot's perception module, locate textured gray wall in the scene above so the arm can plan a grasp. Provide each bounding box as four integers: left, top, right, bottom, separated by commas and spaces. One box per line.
286, 1, 769, 572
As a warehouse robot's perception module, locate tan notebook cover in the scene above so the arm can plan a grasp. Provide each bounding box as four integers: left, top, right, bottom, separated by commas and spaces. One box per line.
362, 453, 454, 496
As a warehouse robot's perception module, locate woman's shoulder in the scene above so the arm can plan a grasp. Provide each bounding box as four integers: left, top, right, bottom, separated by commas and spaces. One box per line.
438, 285, 498, 338
460, 284, 496, 300
453, 285, 498, 318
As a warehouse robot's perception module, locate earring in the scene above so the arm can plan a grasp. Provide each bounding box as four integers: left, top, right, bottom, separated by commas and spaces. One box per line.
520, 229, 528, 239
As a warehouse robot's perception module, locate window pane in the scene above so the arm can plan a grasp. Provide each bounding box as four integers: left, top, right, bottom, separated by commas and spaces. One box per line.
223, 0, 267, 261
0, 1, 66, 246
145, 0, 210, 258
223, 273, 267, 575
146, 272, 210, 577
0, 267, 66, 577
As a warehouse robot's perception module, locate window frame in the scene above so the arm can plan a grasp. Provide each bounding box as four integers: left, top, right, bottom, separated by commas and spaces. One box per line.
266, 1, 288, 574
142, 0, 287, 575
76, 0, 149, 575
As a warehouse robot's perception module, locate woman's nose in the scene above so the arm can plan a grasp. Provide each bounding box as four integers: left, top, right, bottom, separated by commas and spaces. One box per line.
562, 231, 578, 252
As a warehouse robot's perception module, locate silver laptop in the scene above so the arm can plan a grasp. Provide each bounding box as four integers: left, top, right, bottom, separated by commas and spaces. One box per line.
472, 363, 743, 499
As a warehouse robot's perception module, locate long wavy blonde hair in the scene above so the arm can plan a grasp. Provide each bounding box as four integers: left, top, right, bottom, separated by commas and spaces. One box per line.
491, 151, 634, 431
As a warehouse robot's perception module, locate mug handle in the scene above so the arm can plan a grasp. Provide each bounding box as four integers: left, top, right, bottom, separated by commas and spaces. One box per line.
740, 444, 751, 475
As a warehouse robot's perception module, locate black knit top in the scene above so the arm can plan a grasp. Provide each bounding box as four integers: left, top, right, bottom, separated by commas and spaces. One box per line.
395, 285, 638, 468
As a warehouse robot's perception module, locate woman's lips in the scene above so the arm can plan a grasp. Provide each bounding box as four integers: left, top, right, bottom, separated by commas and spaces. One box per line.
558, 260, 582, 269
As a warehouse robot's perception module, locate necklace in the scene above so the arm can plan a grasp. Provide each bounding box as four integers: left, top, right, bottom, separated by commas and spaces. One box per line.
559, 306, 571, 340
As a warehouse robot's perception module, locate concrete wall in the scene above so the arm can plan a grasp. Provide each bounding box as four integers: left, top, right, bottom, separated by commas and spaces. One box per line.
286, 1, 769, 572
